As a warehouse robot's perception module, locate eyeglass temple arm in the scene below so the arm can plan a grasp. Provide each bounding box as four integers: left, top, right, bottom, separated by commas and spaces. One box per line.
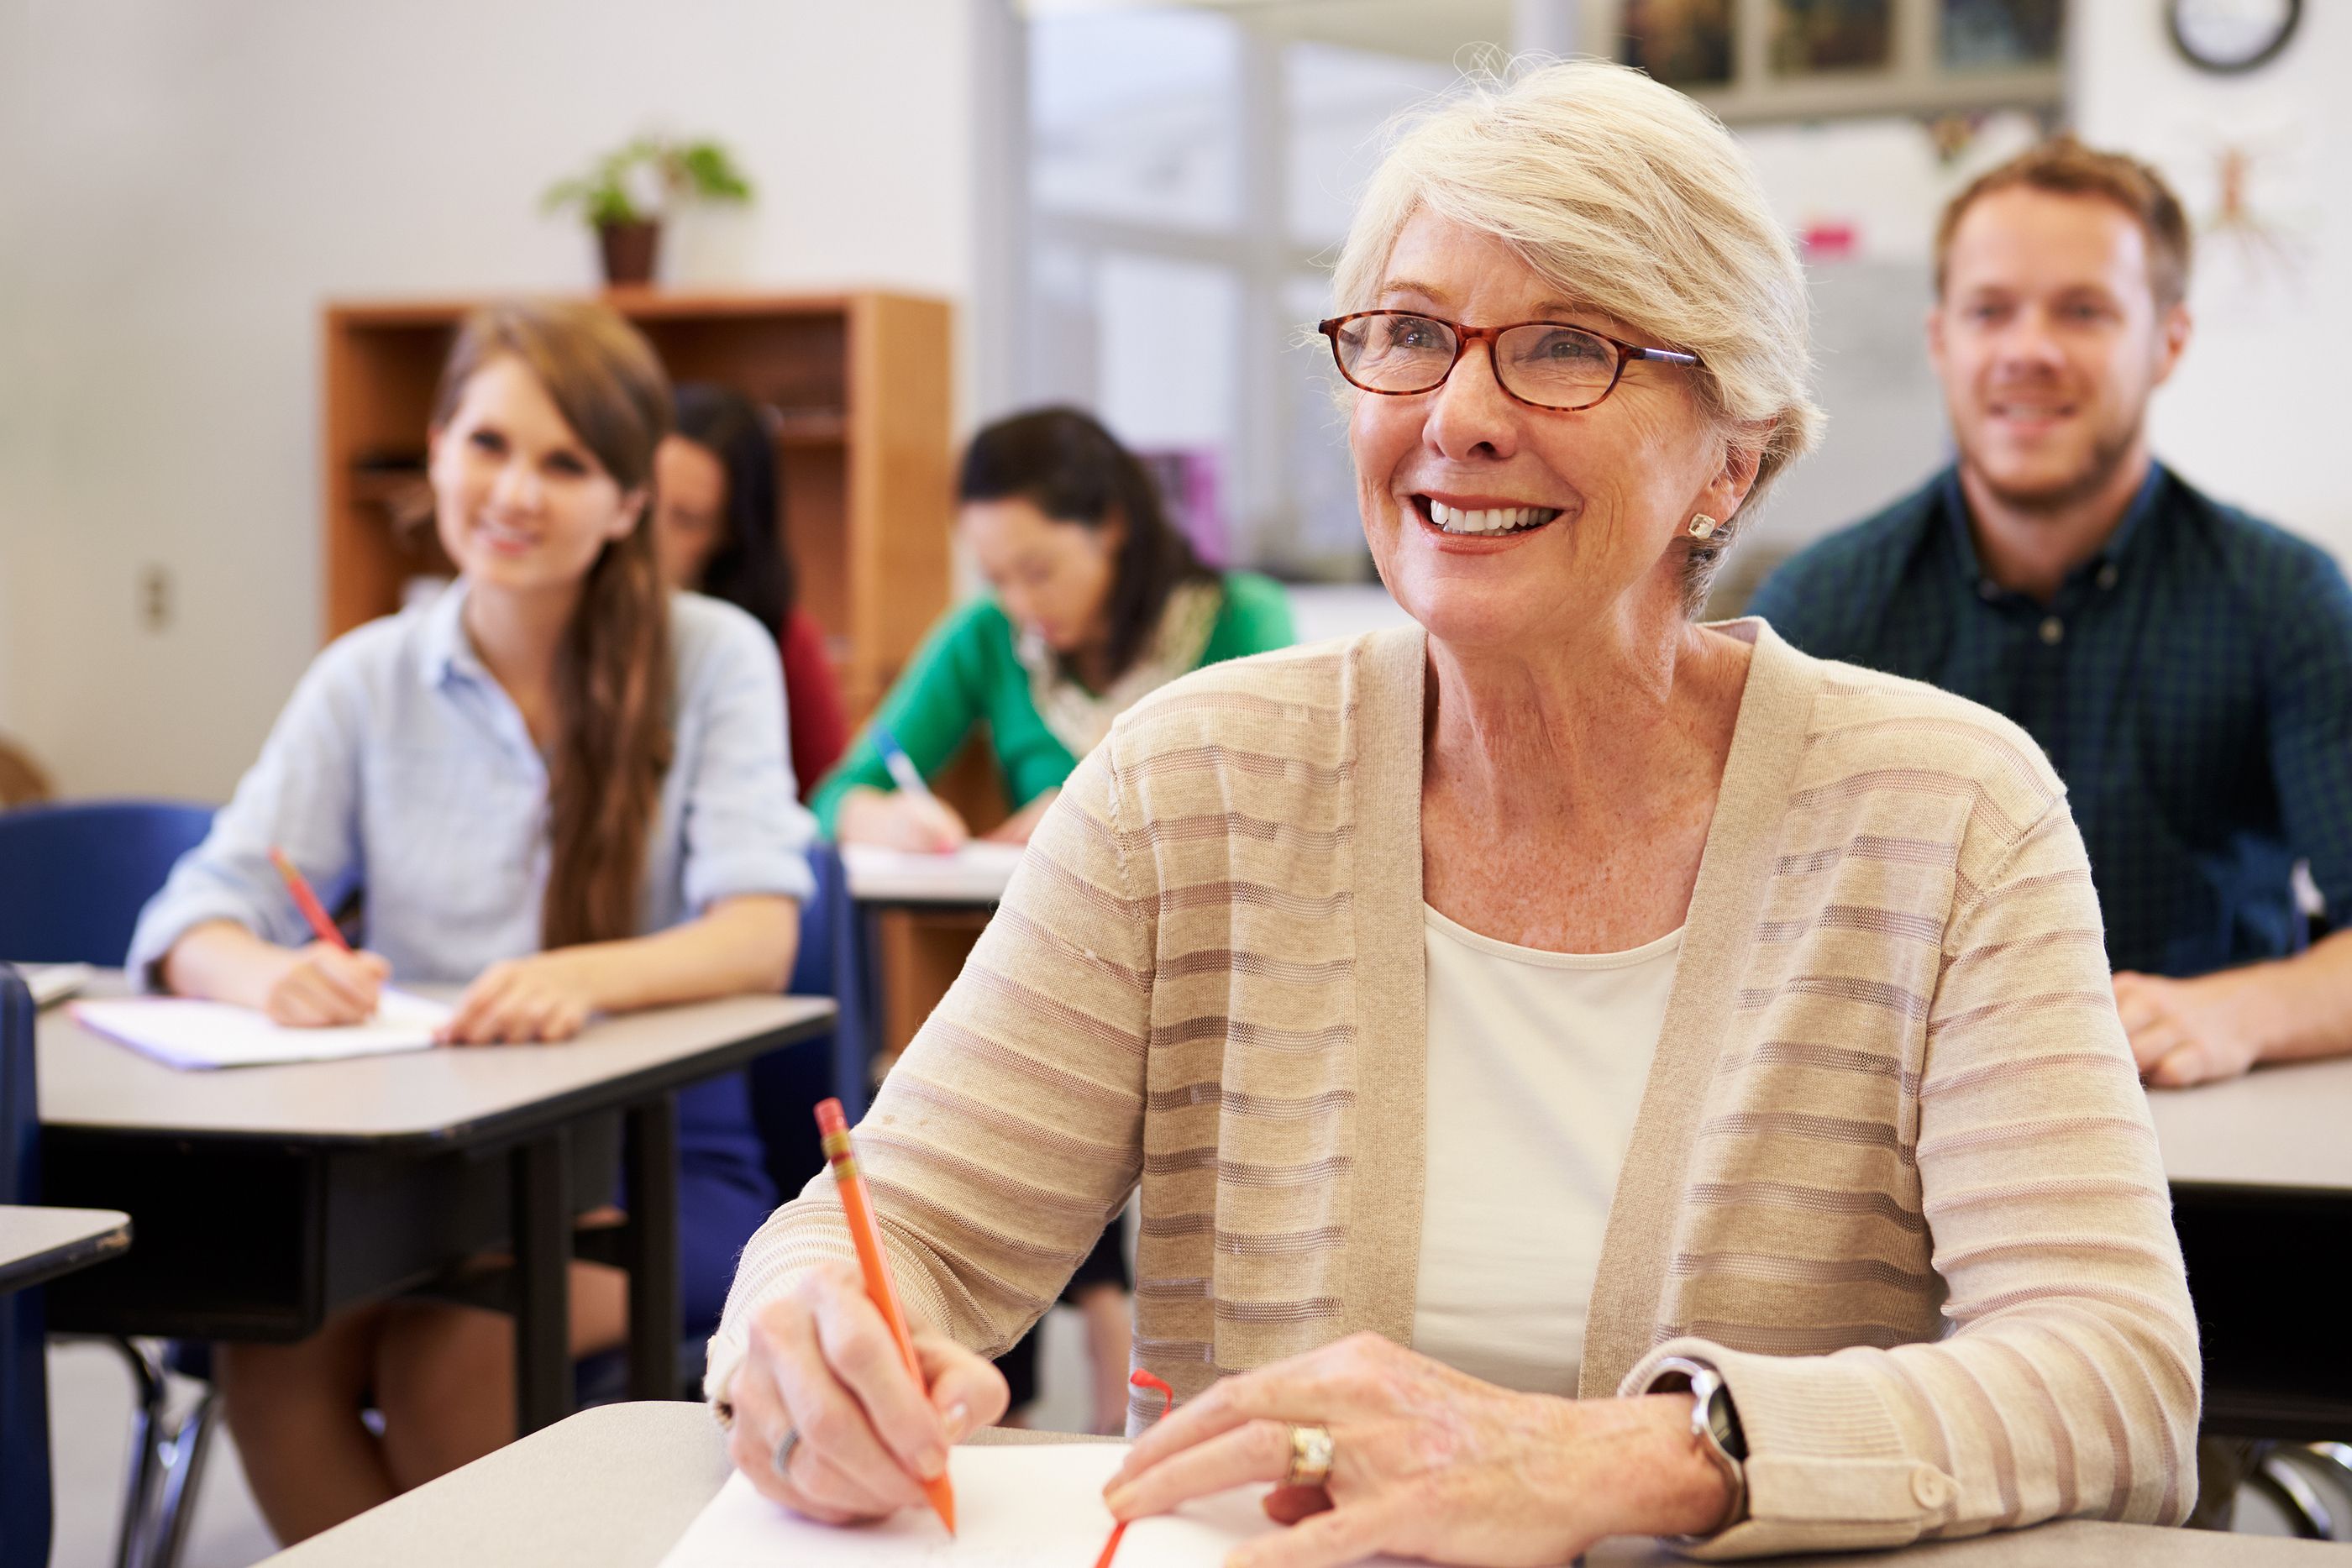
1629, 347, 1703, 367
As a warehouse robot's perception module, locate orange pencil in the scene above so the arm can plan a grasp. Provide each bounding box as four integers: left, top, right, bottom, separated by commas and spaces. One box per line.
815, 1097, 958, 1535
269, 847, 352, 953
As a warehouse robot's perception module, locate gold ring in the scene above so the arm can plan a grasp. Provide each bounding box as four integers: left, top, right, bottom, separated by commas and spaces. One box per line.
1284, 1423, 1336, 1488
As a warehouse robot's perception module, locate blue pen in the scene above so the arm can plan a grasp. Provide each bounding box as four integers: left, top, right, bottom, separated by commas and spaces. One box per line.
872, 727, 936, 803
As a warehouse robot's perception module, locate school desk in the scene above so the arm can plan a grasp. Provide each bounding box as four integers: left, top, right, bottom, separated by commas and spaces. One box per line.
36, 973, 832, 1434
833, 844, 1022, 1119
253, 1399, 2344, 1568
0, 1204, 129, 1294
2146, 1054, 2352, 1443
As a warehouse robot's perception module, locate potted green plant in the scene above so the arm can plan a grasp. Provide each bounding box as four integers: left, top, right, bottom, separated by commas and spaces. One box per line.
542, 136, 753, 287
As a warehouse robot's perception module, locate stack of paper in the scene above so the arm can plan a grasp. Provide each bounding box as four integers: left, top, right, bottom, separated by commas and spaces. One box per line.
659, 1443, 1413, 1567
71, 989, 452, 1070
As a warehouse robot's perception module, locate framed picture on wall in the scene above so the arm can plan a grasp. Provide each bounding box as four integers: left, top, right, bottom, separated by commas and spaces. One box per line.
1942, 0, 2063, 70
1609, 0, 2065, 123
1620, 0, 1735, 89
1772, 0, 1894, 75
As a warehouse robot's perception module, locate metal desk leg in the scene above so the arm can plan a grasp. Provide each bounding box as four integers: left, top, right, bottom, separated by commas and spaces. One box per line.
511, 1128, 572, 1435
622, 1092, 682, 1402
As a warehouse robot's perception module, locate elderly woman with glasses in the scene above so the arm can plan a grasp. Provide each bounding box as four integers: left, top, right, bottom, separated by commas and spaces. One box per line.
705, 61, 2197, 1565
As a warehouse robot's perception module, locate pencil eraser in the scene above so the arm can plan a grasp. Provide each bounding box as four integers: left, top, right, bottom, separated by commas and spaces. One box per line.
814, 1098, 848, 1136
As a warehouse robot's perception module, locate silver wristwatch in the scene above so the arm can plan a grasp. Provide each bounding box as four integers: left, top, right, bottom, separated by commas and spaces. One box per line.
1646, 1355, 1748, 1535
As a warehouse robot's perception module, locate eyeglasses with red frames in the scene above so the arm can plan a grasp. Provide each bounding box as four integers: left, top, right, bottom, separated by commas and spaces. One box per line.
1316, 310, 1703, 412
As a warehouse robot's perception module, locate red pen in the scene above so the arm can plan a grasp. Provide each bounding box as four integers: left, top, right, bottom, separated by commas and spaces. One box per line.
269, 847, 351, 952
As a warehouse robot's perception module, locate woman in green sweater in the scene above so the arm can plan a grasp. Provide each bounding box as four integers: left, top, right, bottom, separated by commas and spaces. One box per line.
814, 406, 1294, 850
812, 406, 1289, 1429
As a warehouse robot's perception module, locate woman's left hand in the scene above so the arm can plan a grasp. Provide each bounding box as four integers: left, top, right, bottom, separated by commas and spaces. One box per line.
1101, 1333, 1728, 1568
440, 951, 601, 1044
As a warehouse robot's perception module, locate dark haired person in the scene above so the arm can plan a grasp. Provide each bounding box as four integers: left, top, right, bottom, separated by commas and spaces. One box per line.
811, 406, 1290, 1429
1752, 137, 2352, 1090
813, 406, 1293, 851
653, 383, 850, 797
128, 302, 811, 1543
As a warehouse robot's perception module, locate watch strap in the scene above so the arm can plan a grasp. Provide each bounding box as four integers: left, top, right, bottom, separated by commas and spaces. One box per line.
1646, 1355, 1748, 1536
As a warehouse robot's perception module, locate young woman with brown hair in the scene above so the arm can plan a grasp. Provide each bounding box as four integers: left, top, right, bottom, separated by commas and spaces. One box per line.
128, 300, 816, 1544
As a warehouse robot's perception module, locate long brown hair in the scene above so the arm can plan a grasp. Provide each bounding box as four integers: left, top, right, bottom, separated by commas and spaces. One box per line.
430, 300, 675, 950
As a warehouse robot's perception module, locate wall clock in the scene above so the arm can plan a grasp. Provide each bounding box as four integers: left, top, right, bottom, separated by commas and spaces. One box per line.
2168, 0, 2302, 75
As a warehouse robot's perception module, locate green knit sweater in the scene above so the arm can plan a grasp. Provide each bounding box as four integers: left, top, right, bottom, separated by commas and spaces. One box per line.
811, 571, 1294, 836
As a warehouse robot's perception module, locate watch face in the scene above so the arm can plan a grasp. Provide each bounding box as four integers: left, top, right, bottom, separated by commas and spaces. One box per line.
2169, 0, 2300, 73
1708, 1383, 1748, 1459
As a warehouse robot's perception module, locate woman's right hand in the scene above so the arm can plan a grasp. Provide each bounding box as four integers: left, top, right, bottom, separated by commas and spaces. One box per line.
726, 1259, 1010, 1523
162, 920, 391, 1025
259, 941, 391, 1026
836, 785, 972, 854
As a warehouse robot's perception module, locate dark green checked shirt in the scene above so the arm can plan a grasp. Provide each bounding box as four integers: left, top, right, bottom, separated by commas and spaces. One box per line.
1749, 462, 2352, 979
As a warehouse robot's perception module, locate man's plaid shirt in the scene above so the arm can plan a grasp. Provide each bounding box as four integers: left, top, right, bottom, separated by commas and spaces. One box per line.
1749, 462, 2352, 978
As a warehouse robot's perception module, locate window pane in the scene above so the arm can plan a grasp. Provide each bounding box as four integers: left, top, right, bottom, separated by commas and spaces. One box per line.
1025, 241, 1101, 412
1285, 42, 1455, 250
1030, 8, 1242, 231
1278, 273, 1372, 574
1097, 254, 1241, 563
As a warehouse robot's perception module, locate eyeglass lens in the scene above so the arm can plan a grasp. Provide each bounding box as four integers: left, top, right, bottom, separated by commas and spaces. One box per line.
1333, 313, 1621, 407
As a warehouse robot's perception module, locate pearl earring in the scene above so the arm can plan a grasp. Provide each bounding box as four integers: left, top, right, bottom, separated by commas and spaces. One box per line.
1688, 514, 1719, 540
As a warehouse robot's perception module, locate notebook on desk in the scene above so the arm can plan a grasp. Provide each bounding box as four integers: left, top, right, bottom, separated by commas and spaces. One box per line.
70, 989, 452, 1070
840, 842, 1027, 904
660, 1443, 1412, 1567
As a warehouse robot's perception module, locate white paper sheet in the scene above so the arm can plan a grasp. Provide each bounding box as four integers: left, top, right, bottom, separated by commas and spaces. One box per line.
841, 842, 1027, 905
70, 989, 451, 1070
660, 1444, 1412, 1568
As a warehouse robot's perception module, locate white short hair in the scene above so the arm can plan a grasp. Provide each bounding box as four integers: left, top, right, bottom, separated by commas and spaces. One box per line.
1332, 59, 1822, 582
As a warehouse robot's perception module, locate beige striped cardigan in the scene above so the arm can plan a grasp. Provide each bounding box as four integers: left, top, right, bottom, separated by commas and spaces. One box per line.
711, 619, 2200, 1557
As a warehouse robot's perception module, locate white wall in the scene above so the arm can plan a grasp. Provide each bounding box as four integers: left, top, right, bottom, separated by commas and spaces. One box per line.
2073, 3, 2351, 562
1732, 113, 2047, 554
0, 0, 982, 800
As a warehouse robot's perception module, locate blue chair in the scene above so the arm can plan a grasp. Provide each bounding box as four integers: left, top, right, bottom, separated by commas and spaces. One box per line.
0, 801, 216, 1568
748, 842, 866, 1203
0, 800, 214, 966
574, 842, 864, 1407
2, 964, 53, 1567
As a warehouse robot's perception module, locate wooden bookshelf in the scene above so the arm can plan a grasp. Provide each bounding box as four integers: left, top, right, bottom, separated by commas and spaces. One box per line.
321, 289, 955, 721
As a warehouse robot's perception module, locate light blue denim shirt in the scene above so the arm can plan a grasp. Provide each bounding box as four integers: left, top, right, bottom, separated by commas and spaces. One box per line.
129, 582, 816, 986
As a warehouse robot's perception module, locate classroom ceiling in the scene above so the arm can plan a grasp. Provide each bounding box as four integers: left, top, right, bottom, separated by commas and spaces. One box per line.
1022, 0, 1520, 64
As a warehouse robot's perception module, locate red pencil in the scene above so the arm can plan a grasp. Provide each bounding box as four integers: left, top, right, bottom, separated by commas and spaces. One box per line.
815, 1098, 958, 1535
1093, 1371, 1176, 1568
268, 847, 352, 952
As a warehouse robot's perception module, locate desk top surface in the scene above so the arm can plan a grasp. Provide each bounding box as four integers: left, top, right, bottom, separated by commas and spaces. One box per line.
259, 1400, 2339, 1568
0, 1204, 131, 1291
2147, 1052, 2352, 1193
39, 973, 833, 1147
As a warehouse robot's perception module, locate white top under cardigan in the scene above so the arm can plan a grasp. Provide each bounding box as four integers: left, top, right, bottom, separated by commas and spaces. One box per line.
1411, 903, 1682, 1396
